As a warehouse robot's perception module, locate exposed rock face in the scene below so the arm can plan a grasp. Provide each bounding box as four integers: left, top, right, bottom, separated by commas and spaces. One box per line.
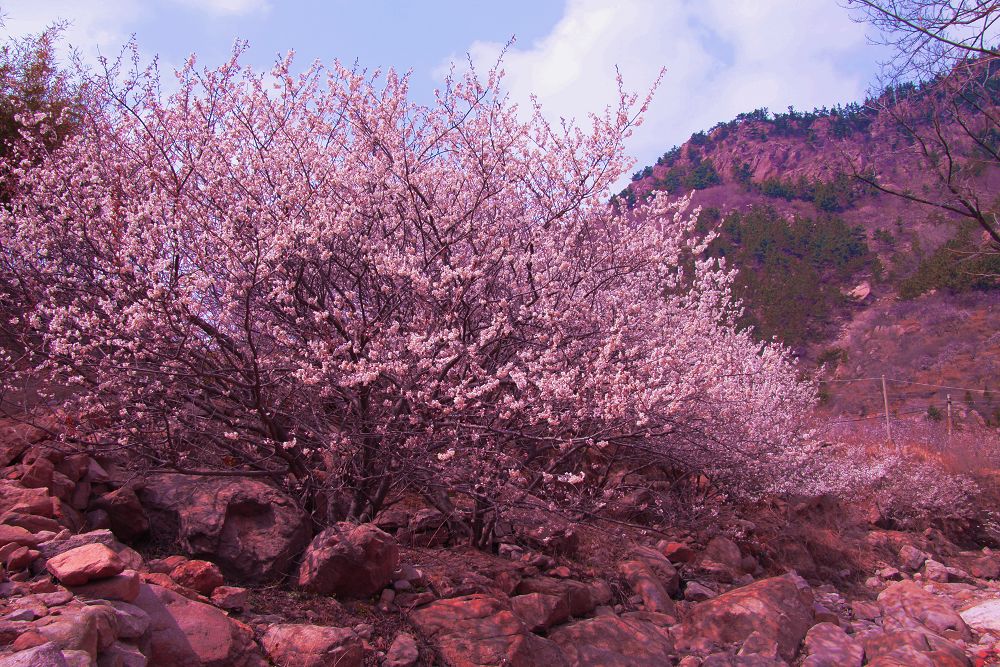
131, 583, 264, 667
137, 474, 310, 582
960, 598, 1000, 633
261, 624, 363, 667
548, 613, 675, 666
674, 573, 814, 661
877, 580, 972, 641
409, 594, 568, 667
297, 523, 398, 598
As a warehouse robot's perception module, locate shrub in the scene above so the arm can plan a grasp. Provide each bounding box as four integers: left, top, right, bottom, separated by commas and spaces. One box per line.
0, 49, 817, 544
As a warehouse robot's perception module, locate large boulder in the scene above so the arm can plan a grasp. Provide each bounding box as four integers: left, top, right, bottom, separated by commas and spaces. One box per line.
137, 474, 310, 582
409, 594, 568, 667
0, 642, 68, 667
878, 580, 972, 642
0, 480, 52, 517
45, 544, 125, 586
514, 576, 603, 617
297, 523, 398, 598
131, 583, 264, 667
261, 624, 363, 667
548, 612, 674, 666
674, 573, 814, 661
960, 598, 1000, 634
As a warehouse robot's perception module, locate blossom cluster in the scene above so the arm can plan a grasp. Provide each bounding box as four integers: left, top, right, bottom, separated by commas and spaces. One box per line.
0, 48, 817, 535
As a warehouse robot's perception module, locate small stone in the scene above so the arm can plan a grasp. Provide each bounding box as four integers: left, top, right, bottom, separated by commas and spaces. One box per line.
385, 632, 419, 667
6, 546, 38, 571
924, 559, 950, 583
684, 581, 716, 602
899, 545, 927, 572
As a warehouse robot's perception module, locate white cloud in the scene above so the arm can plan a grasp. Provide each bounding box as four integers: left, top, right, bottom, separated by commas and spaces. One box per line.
169, 0, 270, 17
442, 0, 875, 189
2, 0, 145, 64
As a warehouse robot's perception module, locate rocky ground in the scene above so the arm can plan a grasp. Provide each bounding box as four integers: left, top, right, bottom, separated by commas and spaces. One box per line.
2, 419, 1000, 666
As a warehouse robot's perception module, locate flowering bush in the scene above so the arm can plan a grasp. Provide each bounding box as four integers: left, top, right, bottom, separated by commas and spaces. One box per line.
0, 47, 816, 543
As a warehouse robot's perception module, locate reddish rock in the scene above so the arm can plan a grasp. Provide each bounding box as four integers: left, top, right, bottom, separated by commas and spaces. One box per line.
49, 498, 83, 532
211, 585, 249, 611
702, 535, 743, 570
548, 612, 674, 666
47, 472, 75, 503
947, 552, 1000, 579
1, 512, 61, 533
90, 487, 149, 542
0, 524, 44, 548
658, 540, 696, 564
132, 583, 264, 666
148, 555, 189, 574
261, 623, 363, 667
137, 474, 310, 582
141, 572, 210, 602
34, 604, 117, 658
385, 633, 419, 667
0, 480, 52, 517
55, 454, 91, 483
69, 569, 140, 602
802, 622, 863, 667
11, 630, 48, 651
98, 641, 147, 667
632, 545, 680, 595
674, 573, 814, 661
860, 628, 968, 666
170, 559, 224, 596
19, 457, 54, 490
0, 642, 69, 667
5, 546, 38, 570
515, 576, 598, 617
878, 580, 972, 641
511, 592, 571, 632
297, 523, 398, 598
108, 601, 151, 641
619, 560, 676, 615
409, 594, 568, 667
46, 543, 125, 586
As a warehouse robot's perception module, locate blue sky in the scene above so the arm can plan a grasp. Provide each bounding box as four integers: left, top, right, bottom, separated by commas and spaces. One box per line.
3, 1, 887, 187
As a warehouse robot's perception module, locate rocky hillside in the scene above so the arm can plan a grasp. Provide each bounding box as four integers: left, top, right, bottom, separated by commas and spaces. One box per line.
620, 94, 1000, 425
5, 417, 1000, 666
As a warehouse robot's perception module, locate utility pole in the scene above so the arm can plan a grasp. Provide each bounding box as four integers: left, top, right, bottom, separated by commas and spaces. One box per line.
947, 394, 953, 438
882, 375, 892, 445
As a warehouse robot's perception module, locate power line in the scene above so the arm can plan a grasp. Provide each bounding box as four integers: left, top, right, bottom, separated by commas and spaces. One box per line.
818, 376, 994, 394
